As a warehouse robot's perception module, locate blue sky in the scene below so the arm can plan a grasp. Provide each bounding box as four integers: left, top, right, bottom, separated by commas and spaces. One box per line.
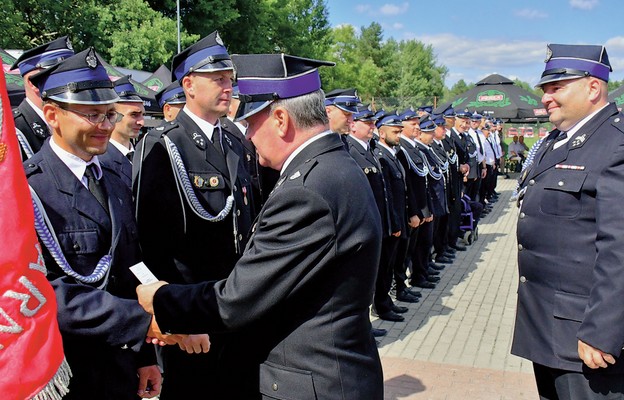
324, 0, 624, 87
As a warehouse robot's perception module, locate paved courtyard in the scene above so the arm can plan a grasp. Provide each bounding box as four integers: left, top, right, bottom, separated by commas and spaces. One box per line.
377, 176, 539, 399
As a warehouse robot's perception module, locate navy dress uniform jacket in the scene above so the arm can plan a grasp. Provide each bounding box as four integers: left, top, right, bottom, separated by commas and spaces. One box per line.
133, 111, 255, 284
25, 141, 155, 400
99, 143, 132, 190
13, 100, 50, 159
512, 103, 624, 373
398, 137, 431, 219
376, 145, 408, 238
346, 134, 391, 237
416, 142, 448, 217
153, 133, 384, 400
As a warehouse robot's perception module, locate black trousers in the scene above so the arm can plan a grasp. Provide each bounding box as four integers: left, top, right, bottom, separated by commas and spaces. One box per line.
432, 213, 449, 257
394, 231, 414, 292
374, 236, 400, 314
447, 197, 462, 243
533, 363, 624, 400
407, 221, 433, 284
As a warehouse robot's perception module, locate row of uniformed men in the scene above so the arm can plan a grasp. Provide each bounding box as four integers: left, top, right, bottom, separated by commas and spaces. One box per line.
322, 89, 506, 327
10, 30, 503, 399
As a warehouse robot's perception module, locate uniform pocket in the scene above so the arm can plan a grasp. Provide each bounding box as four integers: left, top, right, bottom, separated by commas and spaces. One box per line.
57, 229, 102, 256
540, 171, 587, 218
259, 361, 316, 400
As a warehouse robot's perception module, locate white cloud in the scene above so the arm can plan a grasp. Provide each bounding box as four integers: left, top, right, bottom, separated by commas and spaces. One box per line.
407, 33, 548, 86
379, 2, 409, 16
605, 37, 624, 79
569, 0, 599, 10
355, 4, 371, 13
514, 8, 548, 19
392, 22, 404, 30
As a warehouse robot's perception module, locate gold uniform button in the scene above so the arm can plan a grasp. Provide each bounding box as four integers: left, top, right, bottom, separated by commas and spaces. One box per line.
520, 276, 527, 283
528, 179, 535, 186
272, 383, 278, 391
519, 212, 525, 219
518, 244, 523, 251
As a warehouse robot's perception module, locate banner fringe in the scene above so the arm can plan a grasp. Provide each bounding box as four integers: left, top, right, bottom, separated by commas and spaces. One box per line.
31, 358, 72, 400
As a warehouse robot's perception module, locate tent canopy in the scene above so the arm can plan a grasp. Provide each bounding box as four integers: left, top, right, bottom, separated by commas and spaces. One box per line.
437, 73, 548, 123
1, 48, 25, 107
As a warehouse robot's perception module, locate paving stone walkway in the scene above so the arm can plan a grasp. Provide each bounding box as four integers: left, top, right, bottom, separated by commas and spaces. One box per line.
377, 176, 539, 399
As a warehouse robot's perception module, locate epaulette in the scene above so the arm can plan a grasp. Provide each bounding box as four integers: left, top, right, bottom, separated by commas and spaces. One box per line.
149, 120, 179, 138
23, 160, 42, 177
285, 159, 318, 186
612, 115, 624, 134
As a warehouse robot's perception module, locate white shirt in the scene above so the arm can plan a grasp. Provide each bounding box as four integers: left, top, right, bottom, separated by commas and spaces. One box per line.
348, 135, 369, 151
483, 136, 496, 165
508, 141, 525, 156
50, 136, 103, 188
227, 116, 248, 136
183, 106, 221, 143
280, 131, 332, 175
379, 141, 396, 156
468, 128, 486, 162
399, 135, 416, 148
26, 98, 49, 130
553, 103, 609, 150
109, 138, 134, 156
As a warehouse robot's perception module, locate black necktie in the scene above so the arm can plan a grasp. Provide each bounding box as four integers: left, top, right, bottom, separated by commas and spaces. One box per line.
212, 128, 223, 156
126, 150, 134, 162
84, 164, 109, 214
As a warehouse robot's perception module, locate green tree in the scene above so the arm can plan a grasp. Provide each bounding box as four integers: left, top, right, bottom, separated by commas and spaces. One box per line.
395, 40, 447, 109
443, 79, 474, 103
91, 0, 198, 71
608, 79, 623, 92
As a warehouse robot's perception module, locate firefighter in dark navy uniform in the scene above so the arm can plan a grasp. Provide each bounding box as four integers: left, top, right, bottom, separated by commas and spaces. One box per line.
132, 31, 255, 399
154, 80, 186, 122
25, 47, 161, 400
136, 52, 384, 400
512, 44, 624, 400
11, 36, 74, 160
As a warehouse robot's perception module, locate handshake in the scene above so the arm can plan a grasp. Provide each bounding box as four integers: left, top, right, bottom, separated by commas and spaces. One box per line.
147, 317, 211, 354
138, 281, 211, 355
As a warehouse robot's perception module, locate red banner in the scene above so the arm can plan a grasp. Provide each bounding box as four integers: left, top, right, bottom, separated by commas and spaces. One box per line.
0, 69, 70, 398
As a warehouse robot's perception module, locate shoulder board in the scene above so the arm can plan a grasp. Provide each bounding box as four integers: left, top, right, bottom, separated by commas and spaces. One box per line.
23, 160, 42, 177
285, 159, 318, 186
150, 120, 179, 137
612, 115, 624, 134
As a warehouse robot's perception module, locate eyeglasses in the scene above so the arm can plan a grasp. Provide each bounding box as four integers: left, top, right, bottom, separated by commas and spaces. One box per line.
59, 106, 123, 125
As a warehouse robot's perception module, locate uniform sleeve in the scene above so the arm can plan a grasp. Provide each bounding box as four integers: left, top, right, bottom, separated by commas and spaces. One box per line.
379, 157, 401, 232
52, 276, 152, 352
577, 145, 624, 356
153, 185, 337, 334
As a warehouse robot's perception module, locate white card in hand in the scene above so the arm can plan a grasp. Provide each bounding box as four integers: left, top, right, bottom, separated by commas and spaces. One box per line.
130, 262, 159, 284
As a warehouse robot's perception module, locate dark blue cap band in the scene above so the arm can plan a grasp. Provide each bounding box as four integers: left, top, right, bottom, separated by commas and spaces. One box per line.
18, 49, 75, 76
40, 67, 111, 93
173, 45, 230, 80
158, 86, 186, 108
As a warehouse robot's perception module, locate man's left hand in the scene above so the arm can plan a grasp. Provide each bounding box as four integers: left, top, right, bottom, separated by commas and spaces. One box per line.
137, 281, 168, 315
137, 365, 162, 398
578, 339, 616, 369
